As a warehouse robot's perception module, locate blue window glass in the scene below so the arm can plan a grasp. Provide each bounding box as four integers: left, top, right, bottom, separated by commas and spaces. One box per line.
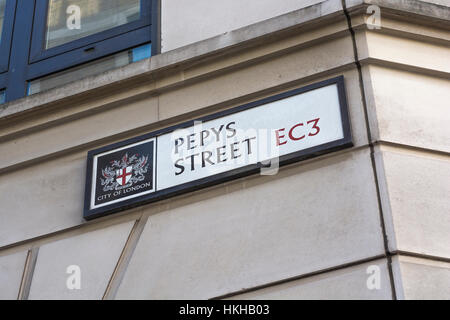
28, 43, 152, 96
0, 90, 5, 104
0, 0, 158, 104
132, 43, 151, 62
45, 0, 142, 49
30, 0, 152, 65
0, 0, 6, 41
0, 0, 15, 73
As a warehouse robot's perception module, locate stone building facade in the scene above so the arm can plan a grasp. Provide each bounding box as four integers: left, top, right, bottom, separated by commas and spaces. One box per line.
0, 0, 449, 299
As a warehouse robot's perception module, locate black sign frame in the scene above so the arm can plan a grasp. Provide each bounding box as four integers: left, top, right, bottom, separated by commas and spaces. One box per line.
84, 76, 353, 220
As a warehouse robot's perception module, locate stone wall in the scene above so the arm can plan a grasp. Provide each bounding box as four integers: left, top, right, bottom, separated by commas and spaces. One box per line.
0, 0, 448, 299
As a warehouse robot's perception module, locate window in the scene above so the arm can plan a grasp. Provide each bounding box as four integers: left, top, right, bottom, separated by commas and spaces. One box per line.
0, 0, 159, 104
0, 0, 14, 73
45, 0, 142, 49
0, 0, 5, 36
28, 43, 151, 95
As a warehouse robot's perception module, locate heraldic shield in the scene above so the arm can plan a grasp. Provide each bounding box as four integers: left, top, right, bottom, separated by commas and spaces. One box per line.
93, 139, 155, 208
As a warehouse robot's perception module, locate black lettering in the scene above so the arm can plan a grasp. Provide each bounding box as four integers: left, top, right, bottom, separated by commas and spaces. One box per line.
226, 121, 237, 138
202, 151, 215, 167
174, 138, 184, 154
200, 130, 210, 147
175, 158, 185, 175
230, 142, 241, 159
211, 125, 225, 142
243, 136, 257, 155
189, 153, 200, 171
187, 133, 197, 150
217, 145, 227, 163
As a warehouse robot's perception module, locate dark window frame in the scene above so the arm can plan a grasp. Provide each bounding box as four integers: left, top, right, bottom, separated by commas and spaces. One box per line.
0, 0, 16, 73
30, 0, 152, 63
1, 0, 160, 104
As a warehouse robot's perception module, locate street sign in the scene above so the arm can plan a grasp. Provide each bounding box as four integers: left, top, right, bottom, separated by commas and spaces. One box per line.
84, 76, 352, 220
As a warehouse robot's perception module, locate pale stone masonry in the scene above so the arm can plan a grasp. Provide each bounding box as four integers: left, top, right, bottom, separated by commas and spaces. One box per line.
0, 0, 449, 299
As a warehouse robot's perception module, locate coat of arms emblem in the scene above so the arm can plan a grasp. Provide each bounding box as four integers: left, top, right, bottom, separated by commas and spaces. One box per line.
101, 153, 150, 192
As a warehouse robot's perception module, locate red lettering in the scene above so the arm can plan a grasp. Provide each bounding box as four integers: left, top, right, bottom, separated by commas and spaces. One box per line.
307, 118, 321, 136
275, 128, 287, 146
288, 122, 305, 141
275, 118, 321, 147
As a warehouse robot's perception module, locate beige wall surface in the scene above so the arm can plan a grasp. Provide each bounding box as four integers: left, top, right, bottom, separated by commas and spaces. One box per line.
161, 0, 450, 52
115, 148, 385, 299
376, 146, 450, 258
367, 66, 450, 152
0, 250, 28, 300
228, 259, 392, 300
426, 0, 450, 5
161, 0, 325, 52
28, 221, 134, 300
392, 256, 450, 300
0, 0, 448, 300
